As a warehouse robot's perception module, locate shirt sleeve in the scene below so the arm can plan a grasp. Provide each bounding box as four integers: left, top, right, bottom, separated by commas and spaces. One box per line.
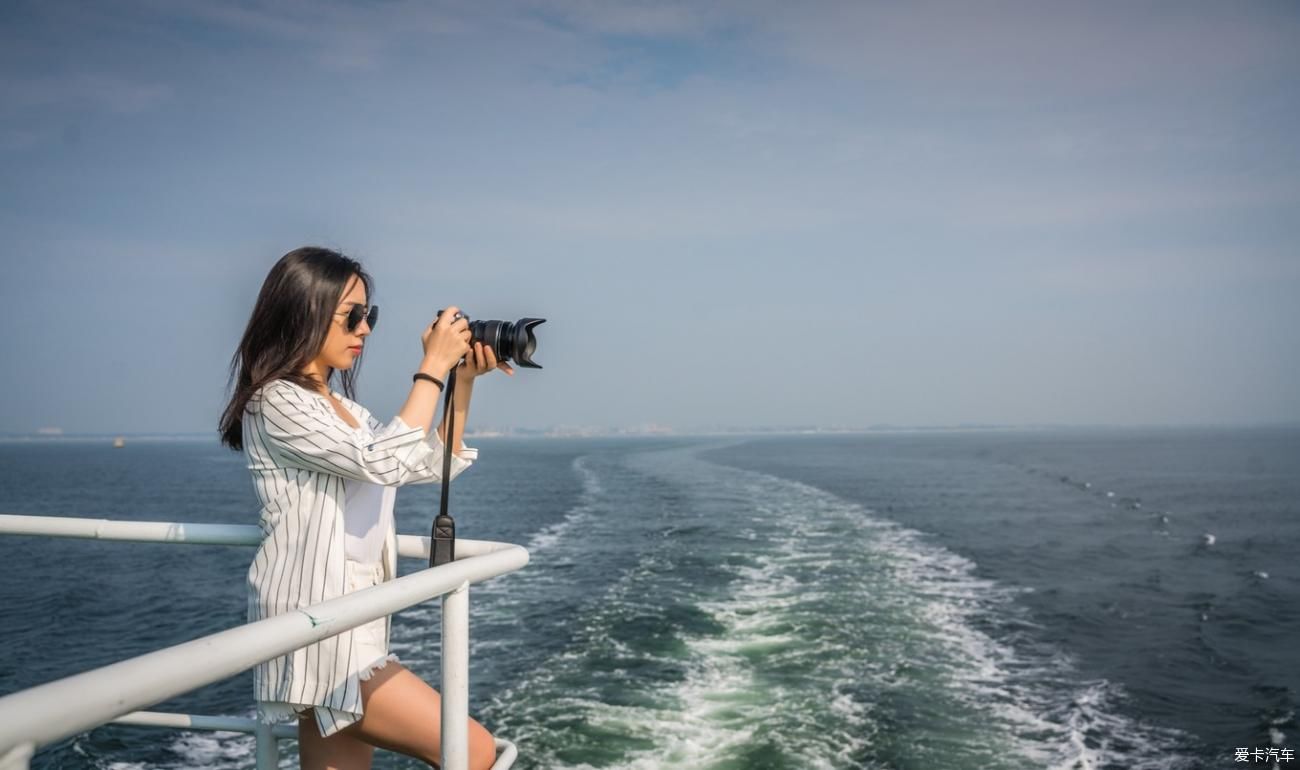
255, 382, 473, 486
362, 404, 477, 483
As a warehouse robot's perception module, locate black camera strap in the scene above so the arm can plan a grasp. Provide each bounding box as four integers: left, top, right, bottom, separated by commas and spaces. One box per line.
430, 366, 457, 567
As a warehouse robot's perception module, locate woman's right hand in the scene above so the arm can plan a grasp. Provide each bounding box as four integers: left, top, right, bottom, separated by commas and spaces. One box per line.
420, 306, 472, 374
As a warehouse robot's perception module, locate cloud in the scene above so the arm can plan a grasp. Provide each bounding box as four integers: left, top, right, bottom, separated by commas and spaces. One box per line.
0, 128, 42, 151
0, 70, 171, 150
43, 0, 480, 73
0, 72, 171, 115
1004, 245, 1300, 294
759, 1, 1300, 99
947, 175, 1300, 231
525, 0, 723, 39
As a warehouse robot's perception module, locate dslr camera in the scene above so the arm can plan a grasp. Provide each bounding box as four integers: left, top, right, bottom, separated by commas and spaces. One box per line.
436, 310, 546, 369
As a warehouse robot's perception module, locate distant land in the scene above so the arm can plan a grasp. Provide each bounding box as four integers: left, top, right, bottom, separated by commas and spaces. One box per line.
2, 421, 1296, 442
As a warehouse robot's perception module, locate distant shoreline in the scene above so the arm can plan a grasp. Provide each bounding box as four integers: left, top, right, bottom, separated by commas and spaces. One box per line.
2, 423, 1296, 443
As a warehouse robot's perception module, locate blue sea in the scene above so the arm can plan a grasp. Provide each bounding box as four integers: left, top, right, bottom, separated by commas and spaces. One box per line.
1, 428, 1297, 769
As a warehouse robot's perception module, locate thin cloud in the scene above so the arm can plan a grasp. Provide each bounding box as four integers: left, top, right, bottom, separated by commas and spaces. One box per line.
1011, 247, 1300, 294
0, 72, 171, 115
112, 0, 478, 72
762, 1, 1300, 98
527, 0, 724, 39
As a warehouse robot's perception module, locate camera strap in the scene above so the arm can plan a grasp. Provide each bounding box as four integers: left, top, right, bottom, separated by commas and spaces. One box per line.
430, 366, 457, 567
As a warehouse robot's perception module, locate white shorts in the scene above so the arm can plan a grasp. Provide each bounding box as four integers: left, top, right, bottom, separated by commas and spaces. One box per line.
257, 558, 400, 734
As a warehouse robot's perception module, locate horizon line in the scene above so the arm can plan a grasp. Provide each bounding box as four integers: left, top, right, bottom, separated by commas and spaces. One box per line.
3, 420, 1299, 440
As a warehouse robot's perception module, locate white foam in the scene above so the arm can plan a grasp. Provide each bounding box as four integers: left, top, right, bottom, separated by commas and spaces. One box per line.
90, 718, 272, 770
164, 730, 254, 765
526, 455, 601, 553
398, 454, 605, 634
475, 444, 1197, 769
682, 451, 1191, 768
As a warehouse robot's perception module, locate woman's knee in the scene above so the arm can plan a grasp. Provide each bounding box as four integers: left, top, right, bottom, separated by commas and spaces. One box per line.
469, 719, 497, 770
350, 663, 497, 768
410, 721, 493, 770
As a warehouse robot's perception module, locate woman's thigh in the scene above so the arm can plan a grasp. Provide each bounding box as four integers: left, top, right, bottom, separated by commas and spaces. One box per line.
345, 661, 497, 768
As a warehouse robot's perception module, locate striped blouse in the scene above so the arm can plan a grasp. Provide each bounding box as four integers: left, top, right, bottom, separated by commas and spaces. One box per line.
241, 378, 476, 737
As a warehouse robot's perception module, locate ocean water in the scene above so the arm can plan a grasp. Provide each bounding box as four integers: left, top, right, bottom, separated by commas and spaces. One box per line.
0, 428, 1296, 769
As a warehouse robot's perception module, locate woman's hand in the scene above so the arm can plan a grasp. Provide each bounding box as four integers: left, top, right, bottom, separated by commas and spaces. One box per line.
421, 306, 472, 374
458, 341, 515, 381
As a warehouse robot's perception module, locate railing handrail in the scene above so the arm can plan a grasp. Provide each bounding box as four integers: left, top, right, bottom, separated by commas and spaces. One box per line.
0, 512, 512, 559
0, 513, 528, 768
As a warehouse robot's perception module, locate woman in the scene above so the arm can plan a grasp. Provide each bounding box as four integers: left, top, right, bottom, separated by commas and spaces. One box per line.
218, 246, 512, 769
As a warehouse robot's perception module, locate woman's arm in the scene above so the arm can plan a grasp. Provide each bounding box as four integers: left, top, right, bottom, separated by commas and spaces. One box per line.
435, 340, 513, 454
435, 376, 473, 455
396, 306, 473, 442
257, 380, 466, 485
401, 354, 454, 438
399, 348, 470, 456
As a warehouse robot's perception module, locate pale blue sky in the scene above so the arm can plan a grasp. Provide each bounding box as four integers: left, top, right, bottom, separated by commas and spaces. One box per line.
2, 1, 1298, 434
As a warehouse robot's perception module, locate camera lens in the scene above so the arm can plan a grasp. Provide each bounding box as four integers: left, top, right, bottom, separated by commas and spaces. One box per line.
469, 318, 546, 369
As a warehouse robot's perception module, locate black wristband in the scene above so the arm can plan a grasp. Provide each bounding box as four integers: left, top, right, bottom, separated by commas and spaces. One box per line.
413, 372, 445, 391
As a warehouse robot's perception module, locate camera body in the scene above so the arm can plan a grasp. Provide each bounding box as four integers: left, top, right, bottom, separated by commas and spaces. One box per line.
436, 310, 546, 369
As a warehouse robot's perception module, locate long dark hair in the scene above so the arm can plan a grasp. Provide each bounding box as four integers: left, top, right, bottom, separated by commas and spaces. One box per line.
219, 246, 373, 451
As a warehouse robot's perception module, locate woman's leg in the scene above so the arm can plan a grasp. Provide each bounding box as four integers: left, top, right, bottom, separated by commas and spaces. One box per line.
298, 713, 375, 770
346, 661, 498, 770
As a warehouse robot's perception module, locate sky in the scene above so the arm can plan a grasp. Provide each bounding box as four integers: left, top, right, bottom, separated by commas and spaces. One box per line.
1, 0, 1298, 434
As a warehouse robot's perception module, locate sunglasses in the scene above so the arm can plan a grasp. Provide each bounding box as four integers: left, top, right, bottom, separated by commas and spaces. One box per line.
335, 303, 378, 332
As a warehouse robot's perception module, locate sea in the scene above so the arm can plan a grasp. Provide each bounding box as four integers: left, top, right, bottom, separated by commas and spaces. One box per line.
0, 427, 1296, 769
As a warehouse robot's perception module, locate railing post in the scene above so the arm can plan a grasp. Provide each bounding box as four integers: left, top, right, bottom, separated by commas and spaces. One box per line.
254, 720, 279, 770
0, 743, 33, 770
441, 580, 470, 770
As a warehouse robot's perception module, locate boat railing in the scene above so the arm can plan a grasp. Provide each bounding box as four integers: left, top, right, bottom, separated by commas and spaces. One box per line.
0, 513, 528, 770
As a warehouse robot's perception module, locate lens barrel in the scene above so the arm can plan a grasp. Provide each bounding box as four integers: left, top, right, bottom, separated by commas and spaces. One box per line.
470, 318, 546, 368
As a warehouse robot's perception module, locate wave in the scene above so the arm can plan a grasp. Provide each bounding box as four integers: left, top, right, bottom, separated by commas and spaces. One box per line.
484, 444, 1198, 769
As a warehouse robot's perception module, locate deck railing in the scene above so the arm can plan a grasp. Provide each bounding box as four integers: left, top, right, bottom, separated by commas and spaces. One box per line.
0, 513, 528, 770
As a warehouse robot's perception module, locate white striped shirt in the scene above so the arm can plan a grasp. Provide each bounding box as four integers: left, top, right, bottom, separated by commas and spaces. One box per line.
241, 378, 475, 737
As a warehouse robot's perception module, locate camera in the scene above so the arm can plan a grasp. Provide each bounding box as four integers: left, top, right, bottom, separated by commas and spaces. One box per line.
436, 310, 546, 369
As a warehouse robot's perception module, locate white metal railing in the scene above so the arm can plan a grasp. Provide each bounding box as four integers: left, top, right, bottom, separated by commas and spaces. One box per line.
0, 513, 528, 770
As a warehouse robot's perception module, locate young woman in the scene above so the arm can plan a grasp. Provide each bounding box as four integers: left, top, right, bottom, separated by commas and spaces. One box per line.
219, 246, 512, 769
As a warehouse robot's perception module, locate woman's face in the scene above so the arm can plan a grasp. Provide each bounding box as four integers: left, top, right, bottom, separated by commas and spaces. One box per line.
313, 273, 371, 373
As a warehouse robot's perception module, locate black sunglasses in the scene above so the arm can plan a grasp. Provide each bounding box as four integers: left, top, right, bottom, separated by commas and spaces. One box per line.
335, 303, 378, 332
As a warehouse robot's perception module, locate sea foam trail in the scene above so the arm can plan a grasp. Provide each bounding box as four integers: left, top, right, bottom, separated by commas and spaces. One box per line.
524, 455, 603, 554
691, 449, 1194, 770
486, 443, 1196, 769
396, 454, 603, 641
85, 715, 293, 770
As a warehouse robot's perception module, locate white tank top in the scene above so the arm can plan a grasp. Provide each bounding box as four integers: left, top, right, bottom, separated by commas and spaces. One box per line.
342, 477, 394, 564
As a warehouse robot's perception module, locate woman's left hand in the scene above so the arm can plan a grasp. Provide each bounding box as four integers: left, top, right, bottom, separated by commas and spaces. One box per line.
458, 341, 516, 381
